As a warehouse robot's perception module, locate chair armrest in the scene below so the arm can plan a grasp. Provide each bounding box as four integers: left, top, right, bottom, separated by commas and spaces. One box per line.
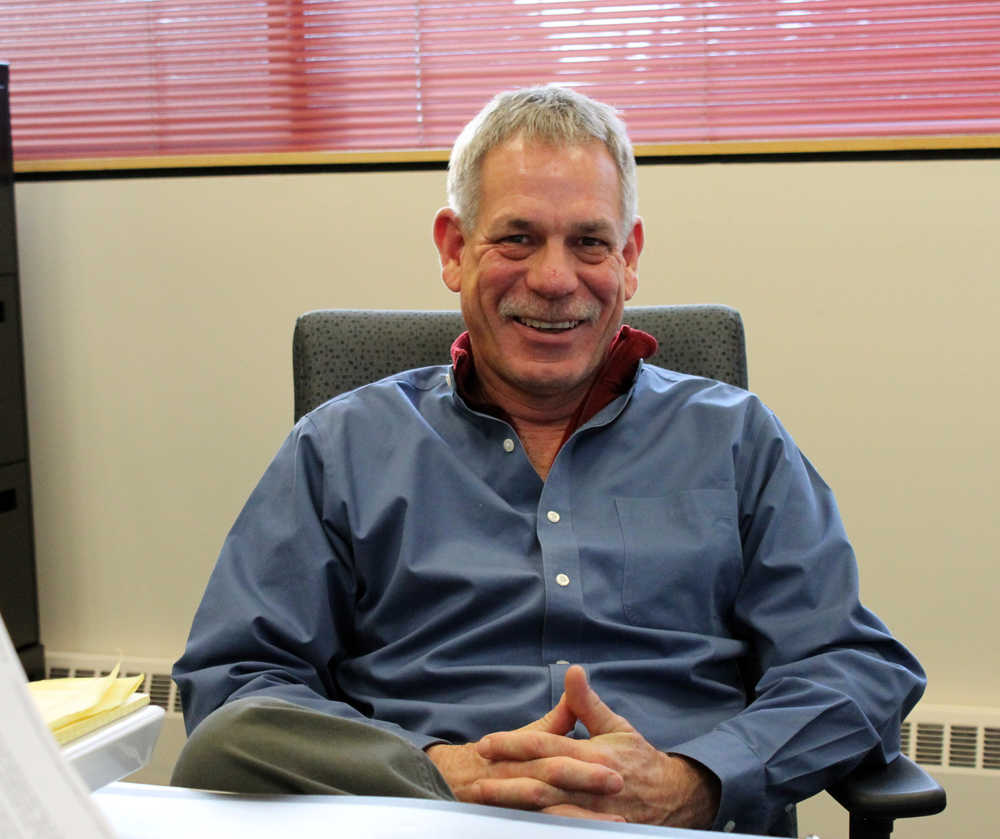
829, 755, 946, 820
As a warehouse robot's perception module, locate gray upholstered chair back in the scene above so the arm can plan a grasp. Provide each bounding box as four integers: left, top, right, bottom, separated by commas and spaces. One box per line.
292, 305, 747, 421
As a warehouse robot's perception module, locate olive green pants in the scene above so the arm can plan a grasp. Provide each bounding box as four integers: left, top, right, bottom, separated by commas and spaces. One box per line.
170, 696, 455, 800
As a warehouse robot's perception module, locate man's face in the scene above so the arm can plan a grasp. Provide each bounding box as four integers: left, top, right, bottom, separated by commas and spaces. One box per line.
435, 136, 642, 410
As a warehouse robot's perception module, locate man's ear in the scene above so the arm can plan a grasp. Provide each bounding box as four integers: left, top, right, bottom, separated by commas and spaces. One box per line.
433, 208, 465, 293
622, 216, 644, 300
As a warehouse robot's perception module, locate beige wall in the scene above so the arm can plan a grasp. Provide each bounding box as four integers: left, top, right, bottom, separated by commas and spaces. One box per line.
13, 158, 1000, 716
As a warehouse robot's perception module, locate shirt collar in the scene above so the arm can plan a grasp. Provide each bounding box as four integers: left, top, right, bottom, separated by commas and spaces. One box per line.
449, 324, 658, 441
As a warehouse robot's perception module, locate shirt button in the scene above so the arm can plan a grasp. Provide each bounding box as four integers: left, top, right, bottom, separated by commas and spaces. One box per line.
723, 821, 736, 832
502, 438, 515, 452
546, 510, 560, 523
555, 573, 570, 587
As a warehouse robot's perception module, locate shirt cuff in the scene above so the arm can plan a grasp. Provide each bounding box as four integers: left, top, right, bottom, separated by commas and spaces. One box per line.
669, 728, 768, 834
376, 725, 447, 752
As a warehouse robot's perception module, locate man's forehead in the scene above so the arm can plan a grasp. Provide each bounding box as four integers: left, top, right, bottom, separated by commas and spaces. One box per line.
487, 213, 620, 236
474, 136, 625, 231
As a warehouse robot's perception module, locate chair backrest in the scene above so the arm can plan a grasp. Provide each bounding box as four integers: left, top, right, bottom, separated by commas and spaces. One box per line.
292, 304, 748, 421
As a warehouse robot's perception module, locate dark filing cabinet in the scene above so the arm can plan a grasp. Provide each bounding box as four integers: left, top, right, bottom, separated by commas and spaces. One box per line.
0, 62, 44, 679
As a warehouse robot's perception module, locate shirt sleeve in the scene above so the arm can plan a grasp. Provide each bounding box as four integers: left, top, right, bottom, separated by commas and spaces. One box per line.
172, 416, 444, 751
668, 400, 925, 834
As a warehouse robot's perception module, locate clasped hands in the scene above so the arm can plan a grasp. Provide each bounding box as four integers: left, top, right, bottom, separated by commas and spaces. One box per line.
425, 665, 720, 827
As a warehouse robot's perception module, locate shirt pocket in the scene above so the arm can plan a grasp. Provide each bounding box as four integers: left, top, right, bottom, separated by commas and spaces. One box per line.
615, 490, 742, 634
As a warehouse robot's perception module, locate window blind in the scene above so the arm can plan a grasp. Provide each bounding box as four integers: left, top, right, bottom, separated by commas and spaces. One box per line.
1, 0, 998, 167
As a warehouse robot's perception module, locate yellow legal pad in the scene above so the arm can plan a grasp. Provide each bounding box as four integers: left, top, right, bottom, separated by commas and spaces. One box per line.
27, 664, 149, 744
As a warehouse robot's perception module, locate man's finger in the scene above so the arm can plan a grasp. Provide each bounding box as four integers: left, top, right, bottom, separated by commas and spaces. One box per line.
472, 776, 565, 810
477, 729, 595, 762
473, 776, 611, 812
483, 755, 623, 794
562, 665, 633, 737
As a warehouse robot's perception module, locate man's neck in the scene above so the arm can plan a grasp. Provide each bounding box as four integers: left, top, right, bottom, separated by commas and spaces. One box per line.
513, 424, 568, 482
448, 326, 658, 481
474, 375, 589, 480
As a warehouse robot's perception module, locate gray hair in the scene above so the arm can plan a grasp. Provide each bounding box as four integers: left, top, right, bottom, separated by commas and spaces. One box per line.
446, 85, 638, 235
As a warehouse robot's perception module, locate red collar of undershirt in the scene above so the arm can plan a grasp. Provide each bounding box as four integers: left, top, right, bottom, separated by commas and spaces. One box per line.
449, 324, 658, 445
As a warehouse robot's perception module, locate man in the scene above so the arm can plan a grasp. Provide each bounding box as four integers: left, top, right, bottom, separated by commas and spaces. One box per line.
172, 86, 924, 836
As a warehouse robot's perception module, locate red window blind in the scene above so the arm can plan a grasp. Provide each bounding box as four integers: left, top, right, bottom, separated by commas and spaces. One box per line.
1, 0, 998, 167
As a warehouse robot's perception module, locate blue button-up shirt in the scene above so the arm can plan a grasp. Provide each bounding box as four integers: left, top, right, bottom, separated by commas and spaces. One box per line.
174, 362, 924, 834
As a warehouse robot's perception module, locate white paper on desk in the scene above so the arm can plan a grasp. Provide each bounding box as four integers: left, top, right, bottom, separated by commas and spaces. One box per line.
0, 616, 114, 839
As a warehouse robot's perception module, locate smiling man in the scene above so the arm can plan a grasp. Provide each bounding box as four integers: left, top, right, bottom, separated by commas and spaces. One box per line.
433, 136, 641, 479
172, 86, 924, 836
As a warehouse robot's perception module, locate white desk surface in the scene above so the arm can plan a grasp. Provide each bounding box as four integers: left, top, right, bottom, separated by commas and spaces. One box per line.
94, 783, 767, 839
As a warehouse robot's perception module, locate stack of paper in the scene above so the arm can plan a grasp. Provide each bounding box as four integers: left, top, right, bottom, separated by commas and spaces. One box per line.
2, 616, 116, 839
27, 664, 149, 745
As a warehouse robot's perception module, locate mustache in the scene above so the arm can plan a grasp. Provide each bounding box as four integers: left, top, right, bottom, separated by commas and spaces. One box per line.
497, 297, 601, 323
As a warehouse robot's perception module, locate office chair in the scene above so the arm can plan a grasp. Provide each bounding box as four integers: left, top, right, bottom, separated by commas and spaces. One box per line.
292, 305, 946, 839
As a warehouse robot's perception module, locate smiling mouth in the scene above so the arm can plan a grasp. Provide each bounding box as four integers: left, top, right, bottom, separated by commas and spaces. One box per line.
515, 316, 581, 333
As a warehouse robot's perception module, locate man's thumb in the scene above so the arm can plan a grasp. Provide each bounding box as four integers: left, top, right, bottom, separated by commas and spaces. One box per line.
524, 691, 576, 735
563, 665, 632, 736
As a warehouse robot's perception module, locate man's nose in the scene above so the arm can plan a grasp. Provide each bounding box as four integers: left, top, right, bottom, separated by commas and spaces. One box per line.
525, 243, 578, 297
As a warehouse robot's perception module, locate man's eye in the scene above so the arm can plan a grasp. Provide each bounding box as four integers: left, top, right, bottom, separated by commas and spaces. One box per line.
496, 235, 533, 258
576, 237, 611, 256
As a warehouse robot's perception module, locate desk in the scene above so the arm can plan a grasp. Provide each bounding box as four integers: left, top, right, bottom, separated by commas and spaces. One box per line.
94, 784, 768, 839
